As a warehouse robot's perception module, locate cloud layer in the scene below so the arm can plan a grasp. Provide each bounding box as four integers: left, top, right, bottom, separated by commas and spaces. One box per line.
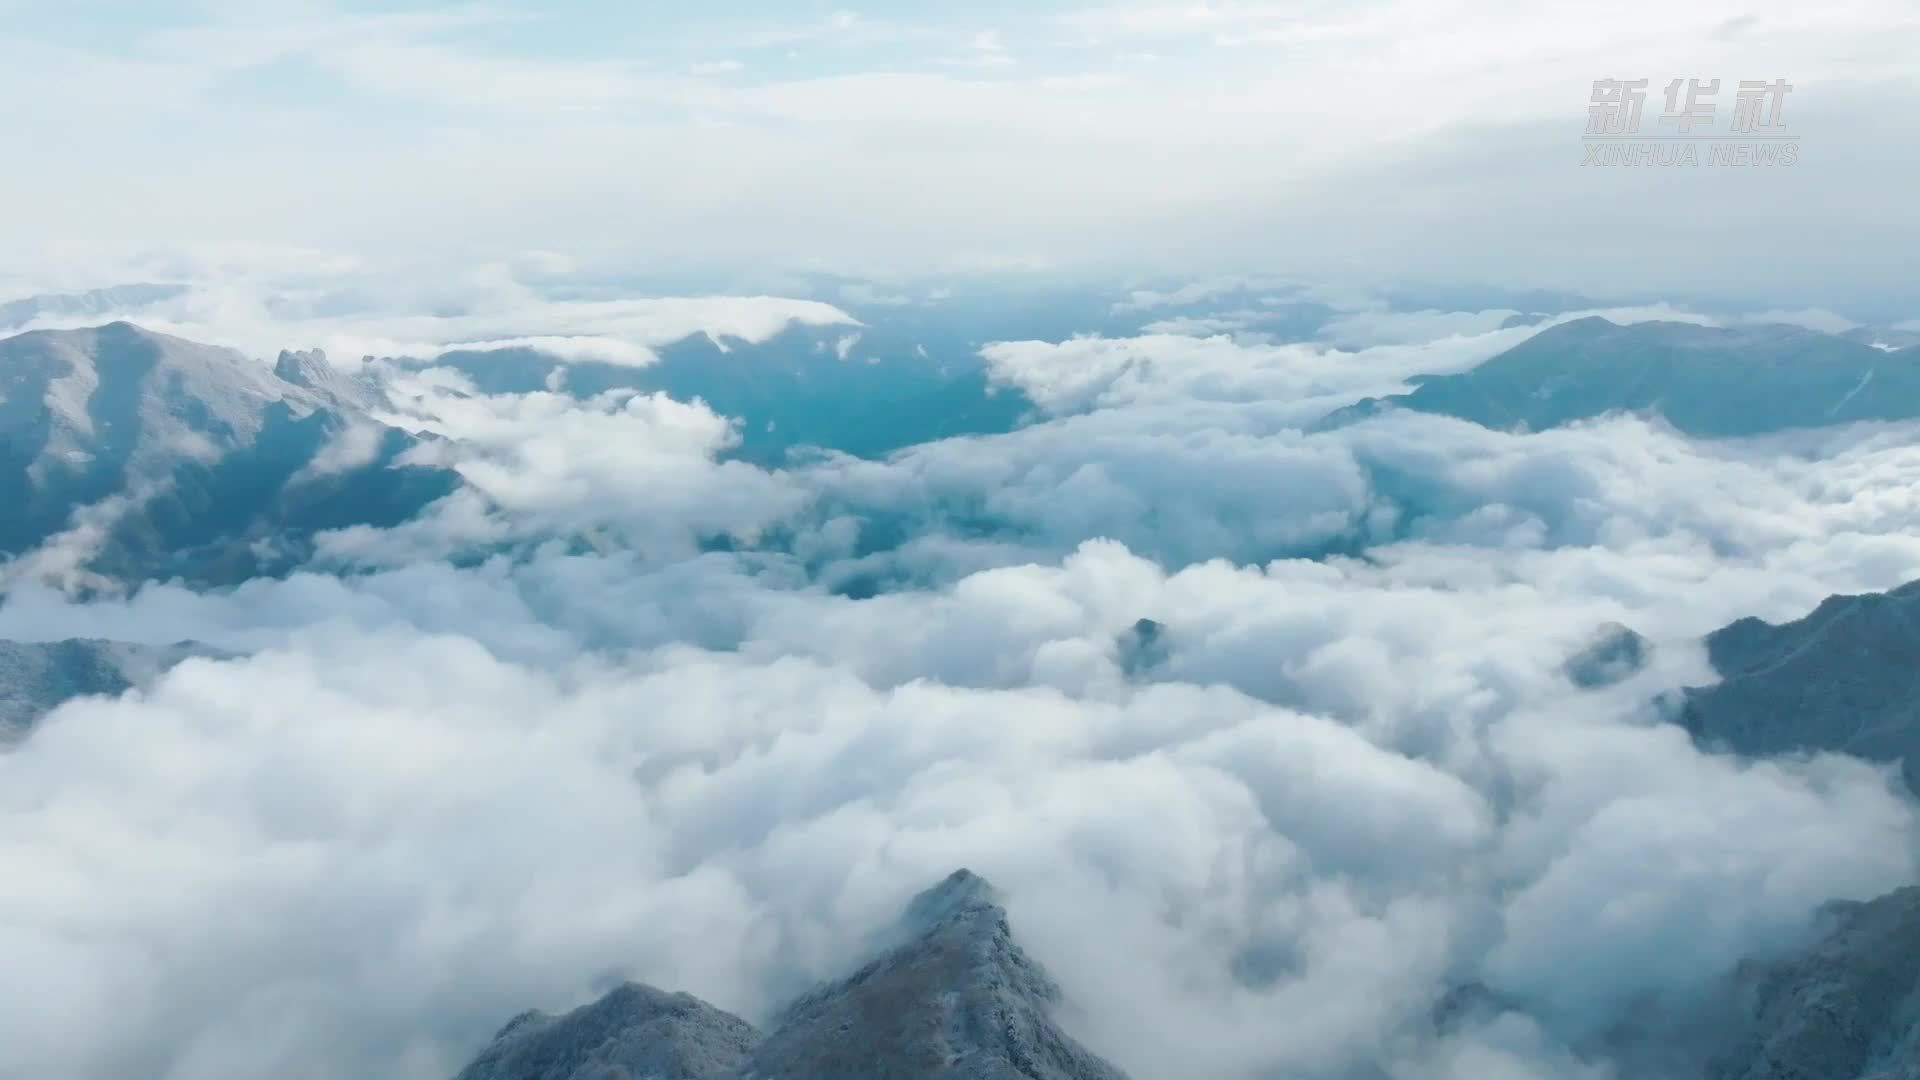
4, 284, 1920, 1080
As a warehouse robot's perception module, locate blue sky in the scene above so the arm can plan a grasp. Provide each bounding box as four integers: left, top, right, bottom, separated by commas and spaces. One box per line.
3, 1, 1918, 315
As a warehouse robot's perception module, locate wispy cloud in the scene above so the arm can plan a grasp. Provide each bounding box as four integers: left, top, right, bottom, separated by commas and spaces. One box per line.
0, 0, 1917, 303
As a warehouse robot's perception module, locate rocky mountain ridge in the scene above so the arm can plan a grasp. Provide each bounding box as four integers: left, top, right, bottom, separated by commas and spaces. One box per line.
454, 870, 1131, 1080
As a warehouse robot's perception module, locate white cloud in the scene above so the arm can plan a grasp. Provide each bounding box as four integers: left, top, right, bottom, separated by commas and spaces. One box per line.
978, 304, 1732, 418
3, 274, 858, 371
297, 421, 386, 479
8, 307, 1920, 1079
836, 282, 914, 307
320, 370, 807, 565
977, 329, 1509, 415
1737, 307, 1862, 334
1, 58, 1918, 1071
3, 512, 1913, 1079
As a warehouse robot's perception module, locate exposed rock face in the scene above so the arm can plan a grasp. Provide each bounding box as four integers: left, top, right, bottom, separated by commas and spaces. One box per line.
0, 638, 218, 743
739, 870, 1128, 1080
274, 347, 379, 411
1116, 618, 1169, 678
1713, 887, 1920, 1080
454, 870, 1130, 1080
0, 322, 457, 587
454, 983, 759, 1080
1322, 317, 1920, 437
1680, 580, 1920, 792
1563, 622, 1651, 689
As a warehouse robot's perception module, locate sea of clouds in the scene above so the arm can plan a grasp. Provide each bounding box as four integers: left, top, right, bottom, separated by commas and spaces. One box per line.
2, 270, 1918, 1080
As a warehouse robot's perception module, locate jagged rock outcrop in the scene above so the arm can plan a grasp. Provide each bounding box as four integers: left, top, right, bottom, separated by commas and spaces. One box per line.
1680, 580, 1920, 792
1712, 887, 1920, 1080
1115, 618, 1169, 678
1563, 621, 1651, 689
274, 347, 379, 411
1320, 317, 1920, 437
454, 870, 1130, 1080
0, 638, 219, 743
454, 983, 759, 1080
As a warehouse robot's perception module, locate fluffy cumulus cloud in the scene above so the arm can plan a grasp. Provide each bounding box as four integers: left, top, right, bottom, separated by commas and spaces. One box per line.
309, 366, 805, 567
3, 286, 1920, 1080
785, 392, 1920, 591
3, 541, 1913, 1080
976, 303, 1736, 418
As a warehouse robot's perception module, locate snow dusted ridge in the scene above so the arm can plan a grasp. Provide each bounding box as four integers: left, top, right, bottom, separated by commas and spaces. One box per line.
0, 322, 456, 588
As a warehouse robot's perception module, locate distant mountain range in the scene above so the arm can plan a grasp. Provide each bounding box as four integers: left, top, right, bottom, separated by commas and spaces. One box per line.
1324, 317, 1920, 436
424, 320, 1031, 466
455, 869, 1130, 1080
15, 312, 1920, 588
0, 322, 458, 587
0, 283, 188, 331
0, 317, 1034, 589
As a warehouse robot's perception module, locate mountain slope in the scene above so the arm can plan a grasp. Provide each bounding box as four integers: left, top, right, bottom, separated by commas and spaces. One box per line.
1680, 579, 1920, 792
0, 637, 218, 743
0, 322, 458, 586
454, 983, 759, 1080
739, 870, 1129, 1080
1325, 318, 1920, 436
1712, 887, 1920, 1080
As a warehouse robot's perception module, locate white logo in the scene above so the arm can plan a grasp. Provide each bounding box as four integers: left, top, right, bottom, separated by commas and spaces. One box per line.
1582, 77, 1796, 166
